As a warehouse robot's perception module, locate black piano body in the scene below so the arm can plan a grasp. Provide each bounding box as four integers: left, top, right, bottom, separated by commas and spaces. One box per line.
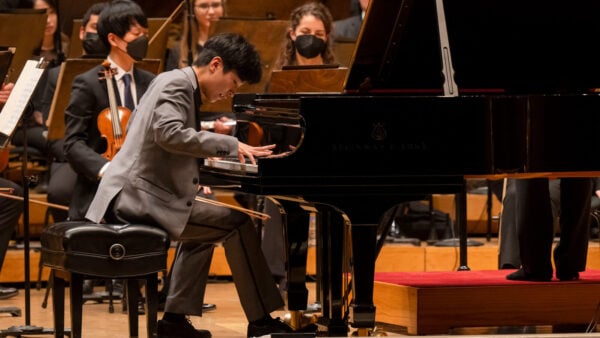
200, 0, 600, 335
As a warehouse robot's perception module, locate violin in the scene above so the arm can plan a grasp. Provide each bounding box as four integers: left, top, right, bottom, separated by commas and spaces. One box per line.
97, 60, 131, 160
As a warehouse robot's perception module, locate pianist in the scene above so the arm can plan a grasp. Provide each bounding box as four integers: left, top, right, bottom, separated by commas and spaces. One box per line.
86, 33, 294, 338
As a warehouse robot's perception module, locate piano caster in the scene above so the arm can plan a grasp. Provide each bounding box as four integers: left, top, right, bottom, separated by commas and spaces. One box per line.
283, 310, 318, 331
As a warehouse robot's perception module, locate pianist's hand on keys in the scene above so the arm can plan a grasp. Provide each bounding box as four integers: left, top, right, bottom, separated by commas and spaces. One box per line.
237, 142, 276, 165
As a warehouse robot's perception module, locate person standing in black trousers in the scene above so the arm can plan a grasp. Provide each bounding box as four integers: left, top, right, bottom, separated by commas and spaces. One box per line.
506, 177, 592, 281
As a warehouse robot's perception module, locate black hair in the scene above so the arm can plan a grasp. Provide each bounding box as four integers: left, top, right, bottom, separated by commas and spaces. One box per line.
82, 2, 109, 28
97, 0, 148, 50
193, 33, 262, 84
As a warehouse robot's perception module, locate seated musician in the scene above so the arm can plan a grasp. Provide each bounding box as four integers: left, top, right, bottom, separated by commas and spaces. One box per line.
10, 0, 70, 193
0, 84, 22, 300
272, 2, 337, 71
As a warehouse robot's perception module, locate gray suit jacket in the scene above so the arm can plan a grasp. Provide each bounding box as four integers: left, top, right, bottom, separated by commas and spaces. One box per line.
86, 67, 238, 239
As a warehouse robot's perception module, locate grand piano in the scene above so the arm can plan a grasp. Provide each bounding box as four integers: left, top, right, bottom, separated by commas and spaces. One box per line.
200, 0, 600, 335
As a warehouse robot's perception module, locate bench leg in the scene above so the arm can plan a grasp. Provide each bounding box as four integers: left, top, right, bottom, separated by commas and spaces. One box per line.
126, 279, 139, 338
51, 271, 64, 338
70, 273, 84, 338
146, 274, 158, 338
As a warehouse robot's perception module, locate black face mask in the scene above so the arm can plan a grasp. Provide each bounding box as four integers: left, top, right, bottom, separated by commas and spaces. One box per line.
82, 32, 108, 57
294, 34, 327, 59
126, 35, 148, 61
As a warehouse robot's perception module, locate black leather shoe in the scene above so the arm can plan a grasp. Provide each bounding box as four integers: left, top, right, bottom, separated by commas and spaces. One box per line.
247, 317, 293, 337
556, 271, 579, 281
0, 286, 18, 300
202, 303, 216, 312
157, 319, 211, 338
506, 268, 552, 282
553, 249, 580, 281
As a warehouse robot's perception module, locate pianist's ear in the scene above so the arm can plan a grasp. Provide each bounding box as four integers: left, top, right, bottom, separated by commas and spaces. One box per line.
209, 56, 223, 73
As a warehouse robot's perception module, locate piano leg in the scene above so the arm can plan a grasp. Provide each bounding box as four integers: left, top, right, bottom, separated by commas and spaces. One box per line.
313, 203, 352, 337
268, 196, 320, 332
349, 224, 377, 332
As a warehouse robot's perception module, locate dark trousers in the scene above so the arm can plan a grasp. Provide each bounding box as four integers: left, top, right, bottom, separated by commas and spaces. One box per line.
513, 178, 592, 276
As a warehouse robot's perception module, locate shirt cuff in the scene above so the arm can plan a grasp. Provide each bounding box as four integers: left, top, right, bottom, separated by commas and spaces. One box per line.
98, 162, 110, 179
201, 121, 215, 131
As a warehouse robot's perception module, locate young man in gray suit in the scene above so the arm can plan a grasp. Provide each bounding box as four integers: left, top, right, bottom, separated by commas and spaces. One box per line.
86, 33, 294, 338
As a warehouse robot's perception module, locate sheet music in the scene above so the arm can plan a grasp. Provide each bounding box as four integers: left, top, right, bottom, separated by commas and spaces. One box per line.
0, 59, 46, 148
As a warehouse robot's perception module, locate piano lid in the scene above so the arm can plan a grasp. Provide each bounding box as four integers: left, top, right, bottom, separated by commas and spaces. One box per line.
346, 0, 600, 94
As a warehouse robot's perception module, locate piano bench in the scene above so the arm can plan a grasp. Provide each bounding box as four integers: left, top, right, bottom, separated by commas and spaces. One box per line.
40, 221, 170, 338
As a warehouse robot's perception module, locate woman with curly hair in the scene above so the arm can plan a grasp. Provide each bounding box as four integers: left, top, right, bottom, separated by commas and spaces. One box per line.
274, 2, 336, 69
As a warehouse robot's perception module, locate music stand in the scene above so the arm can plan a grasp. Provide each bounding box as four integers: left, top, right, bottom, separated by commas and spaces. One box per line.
0, 59, 55, 337
268, 66, 348, 93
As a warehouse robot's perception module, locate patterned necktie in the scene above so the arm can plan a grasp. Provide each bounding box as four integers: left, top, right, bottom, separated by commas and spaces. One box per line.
122, 73, 134, 111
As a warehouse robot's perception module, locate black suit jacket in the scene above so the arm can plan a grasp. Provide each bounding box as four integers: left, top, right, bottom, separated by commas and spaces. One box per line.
63, 64, 155, 220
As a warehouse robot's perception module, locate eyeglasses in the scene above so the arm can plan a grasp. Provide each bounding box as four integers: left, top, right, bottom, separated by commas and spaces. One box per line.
194, 2, 222, 11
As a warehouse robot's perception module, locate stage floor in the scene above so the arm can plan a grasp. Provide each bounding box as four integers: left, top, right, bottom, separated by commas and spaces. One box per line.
0, 281, 598, 337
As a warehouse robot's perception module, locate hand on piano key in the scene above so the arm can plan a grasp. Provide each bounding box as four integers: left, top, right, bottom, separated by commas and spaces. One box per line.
237, 142, 276, 165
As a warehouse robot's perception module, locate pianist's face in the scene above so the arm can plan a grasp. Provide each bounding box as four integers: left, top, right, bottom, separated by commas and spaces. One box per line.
201, 56, 243, 102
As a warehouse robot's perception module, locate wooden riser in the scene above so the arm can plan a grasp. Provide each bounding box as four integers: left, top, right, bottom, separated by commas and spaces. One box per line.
374, 281, 600, 335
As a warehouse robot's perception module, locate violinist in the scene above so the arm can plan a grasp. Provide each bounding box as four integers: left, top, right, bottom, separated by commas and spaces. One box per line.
63, 0, 154, 221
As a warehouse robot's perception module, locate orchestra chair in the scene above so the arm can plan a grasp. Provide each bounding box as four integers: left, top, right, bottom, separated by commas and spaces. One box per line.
40, 221, 170, 338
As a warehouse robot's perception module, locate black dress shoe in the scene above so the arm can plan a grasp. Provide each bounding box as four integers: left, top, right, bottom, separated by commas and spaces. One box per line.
0, 286, 18, 300
553, 249, 580, 281
506, 268, 552, 282
202, 303, 216, 312
556, 271, 579, 281
157, 318, 211, 338
247, 317, 293, 337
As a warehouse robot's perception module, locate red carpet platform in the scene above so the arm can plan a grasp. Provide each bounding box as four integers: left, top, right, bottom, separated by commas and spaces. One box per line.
373, 269, 600, 335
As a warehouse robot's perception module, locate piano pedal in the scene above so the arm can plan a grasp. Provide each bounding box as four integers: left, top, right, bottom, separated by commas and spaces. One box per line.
351, 326, 387, 336
283, 310, 318, 331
